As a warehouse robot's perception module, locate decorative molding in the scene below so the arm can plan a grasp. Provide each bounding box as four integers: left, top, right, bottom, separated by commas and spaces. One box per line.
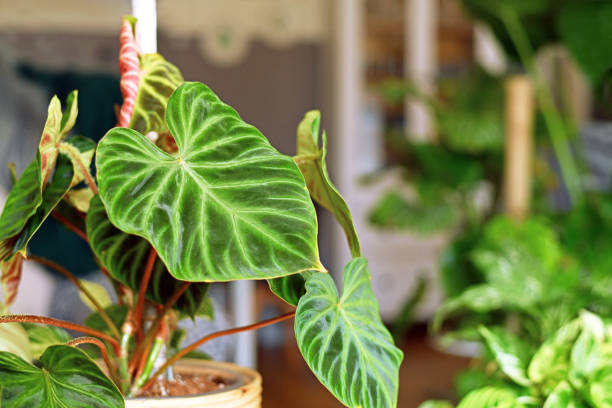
0, 0, 328, 66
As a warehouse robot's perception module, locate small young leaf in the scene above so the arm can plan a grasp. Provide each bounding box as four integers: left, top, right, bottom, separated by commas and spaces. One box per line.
0, 323, 31, 362
22, 324, 72, 360
78, 280, 112, 311
0, 346, 123, 408
295, 258, 403, 408
0, 254, 23, 308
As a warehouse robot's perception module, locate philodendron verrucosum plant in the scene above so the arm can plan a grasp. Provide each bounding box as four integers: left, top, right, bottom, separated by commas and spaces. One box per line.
0, 16, 402, 408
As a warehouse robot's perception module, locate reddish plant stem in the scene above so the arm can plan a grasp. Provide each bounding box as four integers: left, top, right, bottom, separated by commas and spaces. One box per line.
67, 337, 119, 385
73, 156, 99, 195
0, 314, 120, 354
139, 311, 296, 394
133, 248, 157, 342
134, 311, 166, 381
51, 211, 88, 242
27, 256, 121, 339
129, 282, 191, 369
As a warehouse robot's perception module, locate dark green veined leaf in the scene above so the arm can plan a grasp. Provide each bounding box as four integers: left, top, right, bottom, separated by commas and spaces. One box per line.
0, 324, 31, 362
0, 346, 123, 408
590, 366, 612, 407
543, 381, 585, 408
96, 81, 322, 281
86, 196, 211, 317
0, 157, 42, 260
84, 305, 128, 337
9, 153, 74, 257
295, 258, 403, 408
21, 324, 72, 360
129, 54, 184, 135
294, 110, 360, 257
557, 2, 612, 83
59, 135, 96, 187
528, 319, 581, 394
478, 326, 532, 386
456, 386, 521, 408
268, 271, 314, 306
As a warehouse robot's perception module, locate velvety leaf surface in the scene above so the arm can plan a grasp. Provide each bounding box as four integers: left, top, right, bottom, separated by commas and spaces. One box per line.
295, 258, 402, 408
129, 54, 184, 135
97, 82, 322, 281
294, 110, 360, 257
478, 326, 532, 386
21, 324, 72, 360
456, 386, 520, 408
0, 345, 123, 408
0, 158, 42, 260
86, 195, 210, 317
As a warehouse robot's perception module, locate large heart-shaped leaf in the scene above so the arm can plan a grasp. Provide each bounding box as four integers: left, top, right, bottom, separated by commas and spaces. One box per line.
295, 258, 402, 408
0, 345, 123, 408
294, 110, 360, 257
97, 81, 322, 281
87, 195, 211, 317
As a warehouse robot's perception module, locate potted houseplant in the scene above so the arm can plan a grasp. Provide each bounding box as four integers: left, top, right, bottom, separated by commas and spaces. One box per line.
0, 16, 403, 408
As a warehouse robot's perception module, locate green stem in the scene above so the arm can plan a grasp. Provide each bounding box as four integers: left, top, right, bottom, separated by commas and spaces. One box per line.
118, 329, 132, 393
498, 7, 583, 205
131, 338, 164, 396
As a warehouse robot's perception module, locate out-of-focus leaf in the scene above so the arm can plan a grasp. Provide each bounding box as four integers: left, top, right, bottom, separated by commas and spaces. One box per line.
455, 368, 502, 399
84, 305, 128, 337
78, 280, 112, 312
433, 285, 508, 330
0, 345, 123, 408
557, 1, 612, 83
392, 275, 427, 341
590, 366, 612, 407
295, 258, 403, 408
439, 228, 484, 298
369, 191, 457, 234
22, 324, 72, 360
543, 381, 585, 408
528, 319, 581, 394
0, 323, 31, 362
570, 312, 607, 389
419, 401, 454, 408
456, 386, 521, 408
478, 326, 532, 386
294, 110, 360, 257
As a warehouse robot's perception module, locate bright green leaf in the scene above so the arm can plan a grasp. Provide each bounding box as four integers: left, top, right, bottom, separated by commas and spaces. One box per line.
294, 110, 360, 257
590, 366, 612, 407
478, 326, 532, 386
267, 271, 313, 306
456, 386, 521, 408
0, 346, 123, 408
419, 401, 454, 408
543, 381, 585, 408
86, 195, 211, 317
295, 258, 403, 408
96, 81, 322, 281
21, 324, 72, 360
129, 54, 184, 135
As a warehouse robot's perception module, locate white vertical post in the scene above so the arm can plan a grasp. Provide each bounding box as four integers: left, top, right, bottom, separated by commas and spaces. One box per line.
405, 0, 438, 141
332, 0, 364, 276
230, 280, 256, 369
131, 0, 157, 53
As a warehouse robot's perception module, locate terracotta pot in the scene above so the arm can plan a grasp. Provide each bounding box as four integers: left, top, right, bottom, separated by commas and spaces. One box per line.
126, 360, 262, 408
